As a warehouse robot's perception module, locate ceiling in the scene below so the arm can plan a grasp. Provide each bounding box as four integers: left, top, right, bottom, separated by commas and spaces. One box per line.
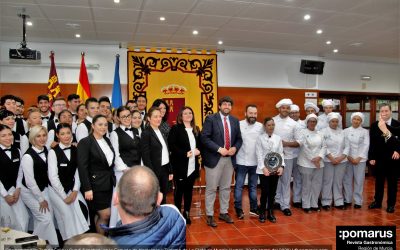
1, 0, 399, 63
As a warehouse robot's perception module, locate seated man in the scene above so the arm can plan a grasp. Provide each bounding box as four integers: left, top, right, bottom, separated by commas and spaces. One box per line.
105, 166, 186, 248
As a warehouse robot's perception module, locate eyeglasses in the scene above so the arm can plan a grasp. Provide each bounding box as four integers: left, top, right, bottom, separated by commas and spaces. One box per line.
120, 115, 132, 119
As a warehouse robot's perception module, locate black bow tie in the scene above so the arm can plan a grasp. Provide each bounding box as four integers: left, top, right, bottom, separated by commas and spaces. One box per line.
140, 112, 145, 115
63, 147, 71, 151
3, 148, 11, 152
42, 116, 50, 120
37, 150, 45, 155
125, 127, 133, 131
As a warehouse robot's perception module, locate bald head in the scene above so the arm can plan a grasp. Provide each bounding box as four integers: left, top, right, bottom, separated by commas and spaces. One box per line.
118, 166, 160, 216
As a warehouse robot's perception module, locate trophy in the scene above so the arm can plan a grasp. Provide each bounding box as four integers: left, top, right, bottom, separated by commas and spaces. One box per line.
264, 152, 283, 175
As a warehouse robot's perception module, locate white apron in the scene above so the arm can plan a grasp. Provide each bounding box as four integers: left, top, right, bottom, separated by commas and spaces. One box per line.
0, 187, 30, 231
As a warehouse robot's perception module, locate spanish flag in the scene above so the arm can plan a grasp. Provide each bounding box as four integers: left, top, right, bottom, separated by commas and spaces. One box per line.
47, 51, 61, 104
76, 52, 91, 103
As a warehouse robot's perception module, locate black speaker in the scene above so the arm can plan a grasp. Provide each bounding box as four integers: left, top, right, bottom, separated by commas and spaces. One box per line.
300, 60, 325, 75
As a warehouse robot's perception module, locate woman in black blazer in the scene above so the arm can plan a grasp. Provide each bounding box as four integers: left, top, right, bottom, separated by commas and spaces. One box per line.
168, 106, 200, 224
140, 106, 172, 204
77, 114, 115, 235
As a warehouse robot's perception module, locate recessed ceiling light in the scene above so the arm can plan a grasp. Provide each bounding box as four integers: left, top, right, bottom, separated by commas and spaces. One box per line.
316, 29, 323, 34
303, 14, 311, 20
326, 40, 331, 45
159, 16, 165, 21
114, 0, 120, 3
192, 30, 198, 35
26, 21, 33, 26
218, 40, 223, 45
333, 49, 338, 53
75, 34, 81, 38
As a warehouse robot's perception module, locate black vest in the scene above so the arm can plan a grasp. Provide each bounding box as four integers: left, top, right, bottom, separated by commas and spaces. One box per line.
22, 147, 49, 191
0, 146, 20, 191
15, 118, 26, 136
12, 131, 21, 149
83, 119, 92, 133
47, 119, 58, 132
108, 121, 113, 134
115, 127, 141, 167
53, 145, 77, 193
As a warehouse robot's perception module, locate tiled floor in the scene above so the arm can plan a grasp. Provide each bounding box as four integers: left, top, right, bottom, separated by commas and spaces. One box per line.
179, 176, 400, 249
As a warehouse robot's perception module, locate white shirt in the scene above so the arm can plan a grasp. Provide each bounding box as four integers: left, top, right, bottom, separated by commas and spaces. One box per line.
317, 113, 343, 131
185, 128, 196, 177
0, 145, 23, 197
154, 129, 169, 165
21, 146, 47, 202
20, 132, 30, 155
321, 127, 349, 163
343, 126, 370, 162
76, 117, 93, 142
96, 138, 114, 167
236, 120, 263, 166
110, 125, 134, 172
219, 112, 231, 148
255, 133, 285, 174
48, 143, 80, 199
273, 115, 300, 159
297, 129, 327, 168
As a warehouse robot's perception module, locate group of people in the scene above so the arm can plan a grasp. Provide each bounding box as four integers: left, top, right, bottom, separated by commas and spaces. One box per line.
0, 92, 399, 247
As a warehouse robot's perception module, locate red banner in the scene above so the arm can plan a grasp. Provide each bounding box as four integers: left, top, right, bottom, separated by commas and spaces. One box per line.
47, 51, 61, 104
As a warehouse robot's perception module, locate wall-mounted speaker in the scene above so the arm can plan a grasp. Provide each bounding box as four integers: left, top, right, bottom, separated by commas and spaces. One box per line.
300, 60, 325, 75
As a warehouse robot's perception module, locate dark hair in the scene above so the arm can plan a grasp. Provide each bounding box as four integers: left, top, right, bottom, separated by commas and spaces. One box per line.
135, 95, 147, 102
126, 100, 136, 105
131, 109, 141, 116
92, 114, 107, 126
1, 95, 16, 106
0, 109, 15, 120
67, 94, 80, 101
151, 99, 169, 121
176, 106, 198, 135
218, 96, 234, 106
77, 103, 85, 111
56, 123, 72, 134
98, 96, 111, 104
58, 109, 73, 120
263, 117, 274, 125
116, 106, 130, 117
14, 96, 24, 105
379, 103, 392, 111
85, 97, 98, 108
147, 106, 160, 120
118, 166, 159, 216
246, 104, 257, 112
37, 94, 49, 103
0, 124, 12, 132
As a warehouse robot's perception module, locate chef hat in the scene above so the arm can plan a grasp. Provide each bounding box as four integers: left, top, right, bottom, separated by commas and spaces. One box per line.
304, 102, 320, 113
327, 112, 340, 122
290, 104, 300, 112
305, 113, 318, 124
351, 112, 364, 124
276, 98, 293, 109
322, 99, 334, 107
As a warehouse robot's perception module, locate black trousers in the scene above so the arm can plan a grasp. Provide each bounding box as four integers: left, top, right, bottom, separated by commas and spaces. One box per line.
259, 174, 279, 212
374, 160, 398, 207
158, 164, 170, 205
174, 171, 196, 212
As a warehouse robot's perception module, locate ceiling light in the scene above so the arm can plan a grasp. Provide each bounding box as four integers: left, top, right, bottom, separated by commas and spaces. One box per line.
75, 34, 81, 38
159, 16, 165, 21
326, 40, 331, 45
303, 14, 311, 20
316, 29, 323, 34
26, 21, 33, 26
333, 49, 338, 53
350, 42, 363, 46
218, 40, 223, 45
192, 30, 198, 35
114, 0, 120, 3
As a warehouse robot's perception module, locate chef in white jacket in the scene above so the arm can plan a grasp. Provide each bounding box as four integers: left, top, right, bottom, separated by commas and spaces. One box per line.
48, 123, 89, 241
297, 114, 327, 213
317, 99, 342, 131
343, 112, 370, 208
320, 112, 350, 210
289, 104, 303, 208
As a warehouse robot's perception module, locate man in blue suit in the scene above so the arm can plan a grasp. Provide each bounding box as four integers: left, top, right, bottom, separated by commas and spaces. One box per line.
201, 96, 243, 227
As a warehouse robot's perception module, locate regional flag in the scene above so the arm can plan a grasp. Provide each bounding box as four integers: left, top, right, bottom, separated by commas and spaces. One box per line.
76, 52, 91, 103
47, 51, 61, 104
111, 54, 122, 109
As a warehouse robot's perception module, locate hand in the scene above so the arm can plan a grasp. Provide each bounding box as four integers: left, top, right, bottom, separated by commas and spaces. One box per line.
312, 157, 321, 168
85, 190, 93, 201
168, 174, 173, 181
187, 150, 193, 158
378, 115, 389, 133
69, 191, 78, 203
13, 188, 21, 202
348, 156, 354, 165
39, 200, 50, 213
219, 148, 229, 156
227, 147, 237, 156
276, 167, 284, 176
335, 155, 347, 164
328, 155, 337, 165
392, 151, 400, 160
353, 157, 361, 165
51, 141, 59, 148
369, 160, 376, 166
4, 195, 15, 206
193, 148, 200, 156
262, 167, 270, 176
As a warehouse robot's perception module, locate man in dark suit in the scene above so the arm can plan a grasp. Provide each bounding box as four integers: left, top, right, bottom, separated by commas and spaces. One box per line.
368, 103, 400, 213
201, 96, 242, 227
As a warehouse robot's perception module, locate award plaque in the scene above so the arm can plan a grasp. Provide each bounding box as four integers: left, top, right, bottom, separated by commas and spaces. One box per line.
264, 152, 283, 174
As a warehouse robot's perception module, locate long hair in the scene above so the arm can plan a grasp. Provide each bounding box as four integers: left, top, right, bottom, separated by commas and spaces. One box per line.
176, 106, 198, 135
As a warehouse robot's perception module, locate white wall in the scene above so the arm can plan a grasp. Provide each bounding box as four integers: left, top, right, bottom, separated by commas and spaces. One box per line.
1, 41, 399, 93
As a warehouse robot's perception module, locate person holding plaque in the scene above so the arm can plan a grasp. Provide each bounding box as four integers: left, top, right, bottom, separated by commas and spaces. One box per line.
256, 117, 284, 223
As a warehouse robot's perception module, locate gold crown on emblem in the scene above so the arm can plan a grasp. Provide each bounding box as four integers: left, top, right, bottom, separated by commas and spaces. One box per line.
161, 84, 187, 95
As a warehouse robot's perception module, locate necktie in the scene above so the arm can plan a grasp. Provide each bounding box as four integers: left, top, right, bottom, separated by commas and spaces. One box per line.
224, 116, 230, 150
63, 147, 71, 151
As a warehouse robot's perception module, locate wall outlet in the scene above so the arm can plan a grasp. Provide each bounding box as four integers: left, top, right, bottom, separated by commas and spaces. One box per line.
305, 92, 317, 98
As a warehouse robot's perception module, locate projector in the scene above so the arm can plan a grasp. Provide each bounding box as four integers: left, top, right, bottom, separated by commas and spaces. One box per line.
9, 48, 41, 64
